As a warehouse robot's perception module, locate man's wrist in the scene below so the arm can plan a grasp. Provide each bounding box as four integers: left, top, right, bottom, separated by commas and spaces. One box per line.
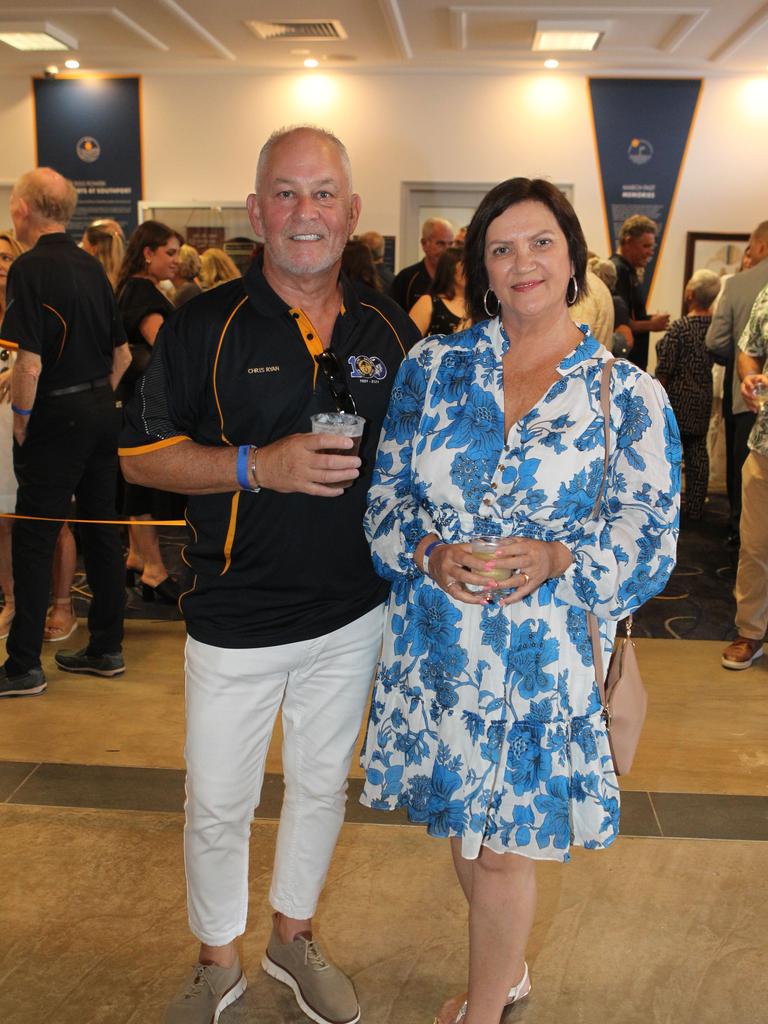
248, 446, 261, 492
236, 444, 261, 493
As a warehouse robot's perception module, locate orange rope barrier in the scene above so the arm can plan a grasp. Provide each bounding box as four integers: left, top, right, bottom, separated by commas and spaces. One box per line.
0, 513, 185, 526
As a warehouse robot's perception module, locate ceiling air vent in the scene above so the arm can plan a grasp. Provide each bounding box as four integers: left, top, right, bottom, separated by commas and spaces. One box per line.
246, 20, 348, 42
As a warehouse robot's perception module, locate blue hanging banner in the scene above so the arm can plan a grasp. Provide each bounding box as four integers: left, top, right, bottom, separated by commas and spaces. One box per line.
33, 76, 143, 239
588, 78, 702, 299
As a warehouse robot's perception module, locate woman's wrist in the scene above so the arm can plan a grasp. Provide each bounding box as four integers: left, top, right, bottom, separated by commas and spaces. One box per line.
549, 541, 573, 578
415, 534, 442, 574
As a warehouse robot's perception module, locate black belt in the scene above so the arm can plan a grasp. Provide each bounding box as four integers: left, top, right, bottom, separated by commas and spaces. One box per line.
45, 376, 110, 398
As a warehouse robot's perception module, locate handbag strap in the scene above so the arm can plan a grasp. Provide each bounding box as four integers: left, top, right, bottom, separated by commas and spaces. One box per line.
586, 359, 632, 705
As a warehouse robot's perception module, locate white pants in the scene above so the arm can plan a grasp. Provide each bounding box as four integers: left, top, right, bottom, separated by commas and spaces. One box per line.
183, 604, 384, 946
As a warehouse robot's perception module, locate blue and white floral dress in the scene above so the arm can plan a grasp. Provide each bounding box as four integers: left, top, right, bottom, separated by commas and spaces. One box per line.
359, 319, 681, 862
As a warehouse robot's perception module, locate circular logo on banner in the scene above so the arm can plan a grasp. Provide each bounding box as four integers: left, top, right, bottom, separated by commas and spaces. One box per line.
76, 136, 101, 163
627, 138, 653, 165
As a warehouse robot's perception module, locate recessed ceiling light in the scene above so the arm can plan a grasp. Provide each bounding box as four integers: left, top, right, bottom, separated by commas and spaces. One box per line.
544, 58, 560, 69
45, 64, 59, 75
533, 21, 606, 52
303, 58, 319, 68
0, 21, 76, 51
64, 58, 79, 69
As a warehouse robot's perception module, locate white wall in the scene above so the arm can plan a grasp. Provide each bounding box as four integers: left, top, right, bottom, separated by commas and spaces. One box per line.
2, 69, 768, 329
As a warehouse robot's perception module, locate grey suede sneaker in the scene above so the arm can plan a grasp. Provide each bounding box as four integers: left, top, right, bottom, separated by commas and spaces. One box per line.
261, 923, 360, 1024
164, 959, 247, 1024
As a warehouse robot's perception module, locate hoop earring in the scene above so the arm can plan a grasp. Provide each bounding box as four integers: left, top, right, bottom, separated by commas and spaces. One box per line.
483, 288, 500, 318
566, 276, 579, 306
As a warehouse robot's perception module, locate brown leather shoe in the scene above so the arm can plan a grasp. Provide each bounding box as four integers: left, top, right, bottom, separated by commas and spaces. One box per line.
721, 636, 764, 670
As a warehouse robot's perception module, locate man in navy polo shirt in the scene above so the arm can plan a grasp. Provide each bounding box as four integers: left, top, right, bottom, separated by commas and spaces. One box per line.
120, 126, 418, 1024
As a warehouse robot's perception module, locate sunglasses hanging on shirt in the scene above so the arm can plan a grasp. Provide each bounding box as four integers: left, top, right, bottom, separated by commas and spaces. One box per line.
315, 350, 357, 415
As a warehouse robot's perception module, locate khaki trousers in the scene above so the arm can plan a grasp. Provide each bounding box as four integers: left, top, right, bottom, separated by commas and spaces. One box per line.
735, 451, 768, 639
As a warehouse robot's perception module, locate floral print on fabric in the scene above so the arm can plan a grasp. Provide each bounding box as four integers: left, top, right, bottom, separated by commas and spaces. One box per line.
360, 319, 681, 861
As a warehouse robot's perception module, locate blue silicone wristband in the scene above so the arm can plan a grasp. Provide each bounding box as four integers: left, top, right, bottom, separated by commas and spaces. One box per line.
423, 540, 444, 561
236, 444, 253, 491
11, 404, 32, 416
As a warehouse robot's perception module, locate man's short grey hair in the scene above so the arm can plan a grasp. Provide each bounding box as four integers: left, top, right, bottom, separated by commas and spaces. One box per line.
255, 125, 352, 193
750, 220, 768, 245
686, 268, 721, 309
13, 167, 78, 227
421, 217, 453, 241
588, 256, 617, 292
619, 214, 658, 243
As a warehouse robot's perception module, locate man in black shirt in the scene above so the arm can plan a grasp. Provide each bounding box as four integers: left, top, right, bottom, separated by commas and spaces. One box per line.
0, 168, 130, 697
120, 127, 418, 1024
390, 216, 454, 312
610, 214, 670, 371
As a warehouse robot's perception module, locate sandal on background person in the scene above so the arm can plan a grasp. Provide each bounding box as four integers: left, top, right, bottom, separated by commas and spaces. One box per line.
43, 598, 78, 643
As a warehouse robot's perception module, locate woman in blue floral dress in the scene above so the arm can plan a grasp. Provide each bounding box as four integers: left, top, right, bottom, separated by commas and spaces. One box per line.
359, 179, 681, 1024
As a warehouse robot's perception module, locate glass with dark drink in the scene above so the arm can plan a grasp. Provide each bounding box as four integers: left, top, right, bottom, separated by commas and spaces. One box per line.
311, 412, 366, 488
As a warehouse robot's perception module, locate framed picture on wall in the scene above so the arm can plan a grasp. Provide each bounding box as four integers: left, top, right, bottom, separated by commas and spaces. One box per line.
682, 231, 750, 311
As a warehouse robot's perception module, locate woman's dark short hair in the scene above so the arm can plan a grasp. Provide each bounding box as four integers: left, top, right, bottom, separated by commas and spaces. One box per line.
464, 178, 588, 323
430, 246, 463, 301
116, 220, 183, 294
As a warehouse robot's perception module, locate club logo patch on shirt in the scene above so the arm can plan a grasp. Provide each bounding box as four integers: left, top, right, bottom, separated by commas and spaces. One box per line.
348, 354, 387, 382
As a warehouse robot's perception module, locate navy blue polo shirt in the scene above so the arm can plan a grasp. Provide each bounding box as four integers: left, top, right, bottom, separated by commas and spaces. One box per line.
0, 233, 126, 390
120, 258, 420, 648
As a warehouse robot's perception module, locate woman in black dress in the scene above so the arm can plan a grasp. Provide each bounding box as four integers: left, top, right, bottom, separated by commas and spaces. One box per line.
409, 246, 468, 338
116, 221, 184, 603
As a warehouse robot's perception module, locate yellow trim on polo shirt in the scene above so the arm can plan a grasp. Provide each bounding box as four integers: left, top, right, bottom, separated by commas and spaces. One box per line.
0, 339, 19, 351
42, 303, 68, 361
214, 297, 249, 443
289, 307, 324, 386
359, 302, 408, 358
220, 492, 240, 576
118, 435, 191, 457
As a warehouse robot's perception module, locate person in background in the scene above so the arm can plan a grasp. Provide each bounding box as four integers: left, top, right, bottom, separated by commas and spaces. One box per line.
721, 280, 768, 669
341, 238, 380, 290
611, 214, 670, 371
453, 224, 468, 248
408, 246, 468, 337
199, 247, 241, 290
589, 256, 633, 357
172, 244, 202, 307
360, 176, 680, 1024
655, 269, 720, 521
705, 221, 768, 545
81, 222, 125, 291
0, 230, 25, 639
391, 217, 454, 312
42, 218, 128, 643
116, 221, 184, 605
569, 262, 614, 348
0, 168, 130, 696
358, 230, 394, 291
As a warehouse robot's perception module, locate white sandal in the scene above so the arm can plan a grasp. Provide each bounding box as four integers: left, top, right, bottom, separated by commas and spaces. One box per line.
434, 962, 531, 1024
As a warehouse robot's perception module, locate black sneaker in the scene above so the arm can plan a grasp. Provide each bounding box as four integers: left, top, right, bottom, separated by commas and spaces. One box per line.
0, 665, 47, 698
55, 647, 125, 677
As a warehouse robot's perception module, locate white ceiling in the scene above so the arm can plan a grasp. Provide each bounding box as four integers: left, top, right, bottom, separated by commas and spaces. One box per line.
0, 0, 767, 76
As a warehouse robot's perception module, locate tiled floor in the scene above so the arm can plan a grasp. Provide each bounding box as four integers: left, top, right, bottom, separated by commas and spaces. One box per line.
2, 619, 767, 1023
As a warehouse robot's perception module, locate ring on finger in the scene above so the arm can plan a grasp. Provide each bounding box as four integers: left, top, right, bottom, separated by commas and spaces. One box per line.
518, 571, 530, 585
446, 579, 459, 590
